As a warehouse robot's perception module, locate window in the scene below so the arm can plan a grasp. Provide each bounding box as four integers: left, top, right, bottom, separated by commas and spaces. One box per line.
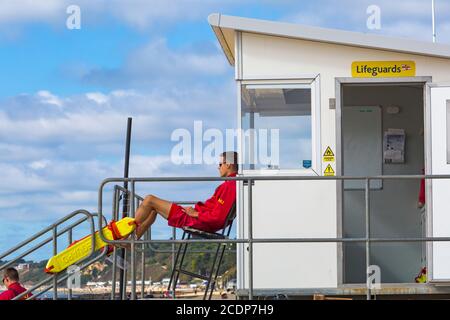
240, 82, 317, 171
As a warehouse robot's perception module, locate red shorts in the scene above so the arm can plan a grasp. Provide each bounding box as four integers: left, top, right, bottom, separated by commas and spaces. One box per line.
167, 203, 198, 229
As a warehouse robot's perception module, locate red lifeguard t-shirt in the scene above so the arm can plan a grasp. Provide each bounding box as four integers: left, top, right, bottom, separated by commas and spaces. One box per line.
193, 172, 237, 232
0, 282, 32, 300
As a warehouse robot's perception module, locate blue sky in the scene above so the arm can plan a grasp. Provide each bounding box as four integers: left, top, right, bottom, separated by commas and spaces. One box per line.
1, 0, 450, 262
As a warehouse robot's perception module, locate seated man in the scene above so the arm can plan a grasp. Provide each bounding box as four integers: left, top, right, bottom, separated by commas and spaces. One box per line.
134, 151, 238, 239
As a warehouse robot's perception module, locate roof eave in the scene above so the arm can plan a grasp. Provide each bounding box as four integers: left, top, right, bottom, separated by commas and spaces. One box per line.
208, 13, 450, 60
208, 14, 234, 66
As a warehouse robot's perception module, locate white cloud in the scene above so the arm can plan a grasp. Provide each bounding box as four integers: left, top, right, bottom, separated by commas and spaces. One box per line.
59, 191, 98, 203
0, 196, 25, 209
81, 37, 231, 89
0, 81, 235, 145
0, 143, 50, 161
86, 92, 109, 105
130, 155, 172, 176
0, 162, 52, 193
29, 159, 51, 170
0, 80, 235, 206
1, 0, 448, 44
282, 0, 450, 43
0, 110, 125, 143
0, 0, 65, 24
111, 89, 138, 98
0, 0, 247, 30
99, 0, 222, 29
127, 38, 228, 76
37, 90, 63, 107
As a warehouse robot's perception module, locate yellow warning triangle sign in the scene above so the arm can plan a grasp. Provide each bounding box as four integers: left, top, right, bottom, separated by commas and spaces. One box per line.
323, 146, 334, 157
324, 164, 335, 176
323, 146, 335, 162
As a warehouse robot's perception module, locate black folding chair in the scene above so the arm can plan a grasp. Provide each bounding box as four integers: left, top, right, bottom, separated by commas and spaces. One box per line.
167, 202, 236, 300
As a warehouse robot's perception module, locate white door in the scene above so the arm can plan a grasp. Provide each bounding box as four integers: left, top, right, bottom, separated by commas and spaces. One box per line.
429, 85, 450, 282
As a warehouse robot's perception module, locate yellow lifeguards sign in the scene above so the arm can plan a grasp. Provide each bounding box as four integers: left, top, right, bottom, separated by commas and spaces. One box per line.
351, 61, 415, 78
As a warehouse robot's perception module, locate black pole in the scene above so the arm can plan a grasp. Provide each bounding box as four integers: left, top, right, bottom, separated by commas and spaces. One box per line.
118, 117, 132, 300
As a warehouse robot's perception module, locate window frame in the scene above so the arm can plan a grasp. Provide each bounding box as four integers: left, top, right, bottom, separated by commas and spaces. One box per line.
238, 78, 321, 176
447, 99, 450, 164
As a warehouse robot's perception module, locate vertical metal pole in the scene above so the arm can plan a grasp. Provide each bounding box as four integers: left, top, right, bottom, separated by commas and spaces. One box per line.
140, 199, 145, 299
248, 179, 253, 300
111, 187, 119, 300
141, 220, 146, 299
130, 181, 136, 300
147, 228, 152, 297
365, 178, 371, 300
68, 228, 73, 300
111, 248, 118, 300
172, 227, 176, 273
53, 227, 58, 300
250, 111, 255, 169
432, 0, 436, 43
122, 266, 127, 300
119, 117, 132, 300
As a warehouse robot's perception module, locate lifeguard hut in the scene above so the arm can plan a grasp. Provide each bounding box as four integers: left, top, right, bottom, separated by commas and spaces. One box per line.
208, 13, 450, 298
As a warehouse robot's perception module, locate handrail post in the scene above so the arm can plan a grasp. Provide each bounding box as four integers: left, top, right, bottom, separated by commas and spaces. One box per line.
111, 246, 118, 300
148, 227, 152, 296
111, 186, 119, 300
141, 216, 146, 299
365, 178, 371, 300
121, 267, 127, 300
141, 247, 145, 299
52, 227, 58, 300
138, 198, 145, 299
248, 178, 254, 300
172, 227, 176, 278
68, 228, 73, 300
130, 180, 136, 300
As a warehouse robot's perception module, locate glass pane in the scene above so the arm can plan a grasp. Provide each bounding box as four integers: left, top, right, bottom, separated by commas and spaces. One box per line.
241, 85, 312, 170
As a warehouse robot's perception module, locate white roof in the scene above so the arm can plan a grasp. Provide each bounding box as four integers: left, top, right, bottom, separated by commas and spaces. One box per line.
208, 13, 450, 65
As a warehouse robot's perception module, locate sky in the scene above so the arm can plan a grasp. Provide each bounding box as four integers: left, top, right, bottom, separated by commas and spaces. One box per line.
1, 0, 449, 262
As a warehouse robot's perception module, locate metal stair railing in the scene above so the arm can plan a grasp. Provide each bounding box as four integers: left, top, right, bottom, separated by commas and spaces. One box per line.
98, 174, 450, 301
0, 209, 107, 300
16, 240, 109, 301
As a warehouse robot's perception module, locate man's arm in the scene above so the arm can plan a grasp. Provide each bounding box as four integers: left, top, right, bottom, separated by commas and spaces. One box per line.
183, 207, 199, 218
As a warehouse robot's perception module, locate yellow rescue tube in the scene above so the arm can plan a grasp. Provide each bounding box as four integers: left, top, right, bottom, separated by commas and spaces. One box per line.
45, 217, 136, 274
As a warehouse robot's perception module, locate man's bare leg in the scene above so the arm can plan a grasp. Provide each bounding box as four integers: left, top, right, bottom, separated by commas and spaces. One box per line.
136, 209, 157, 238
135, 195, 172, 239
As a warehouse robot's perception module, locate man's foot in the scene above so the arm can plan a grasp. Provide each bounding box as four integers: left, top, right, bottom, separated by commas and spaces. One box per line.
110, 234, 131, 249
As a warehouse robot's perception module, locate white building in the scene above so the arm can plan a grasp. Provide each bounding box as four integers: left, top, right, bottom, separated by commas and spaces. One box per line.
16, 263, 31, 271
208, 13, 450, 298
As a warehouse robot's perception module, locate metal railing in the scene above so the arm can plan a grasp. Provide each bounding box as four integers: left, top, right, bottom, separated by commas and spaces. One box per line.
0, 185, 226, 301
97, 174, 450, 301
0, 209, 107, 300
109, 185, 144, 300
109, 185, 237, 299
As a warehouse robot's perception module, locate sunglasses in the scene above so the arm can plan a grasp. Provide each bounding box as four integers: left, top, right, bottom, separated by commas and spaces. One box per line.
2, 276, 6, 283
